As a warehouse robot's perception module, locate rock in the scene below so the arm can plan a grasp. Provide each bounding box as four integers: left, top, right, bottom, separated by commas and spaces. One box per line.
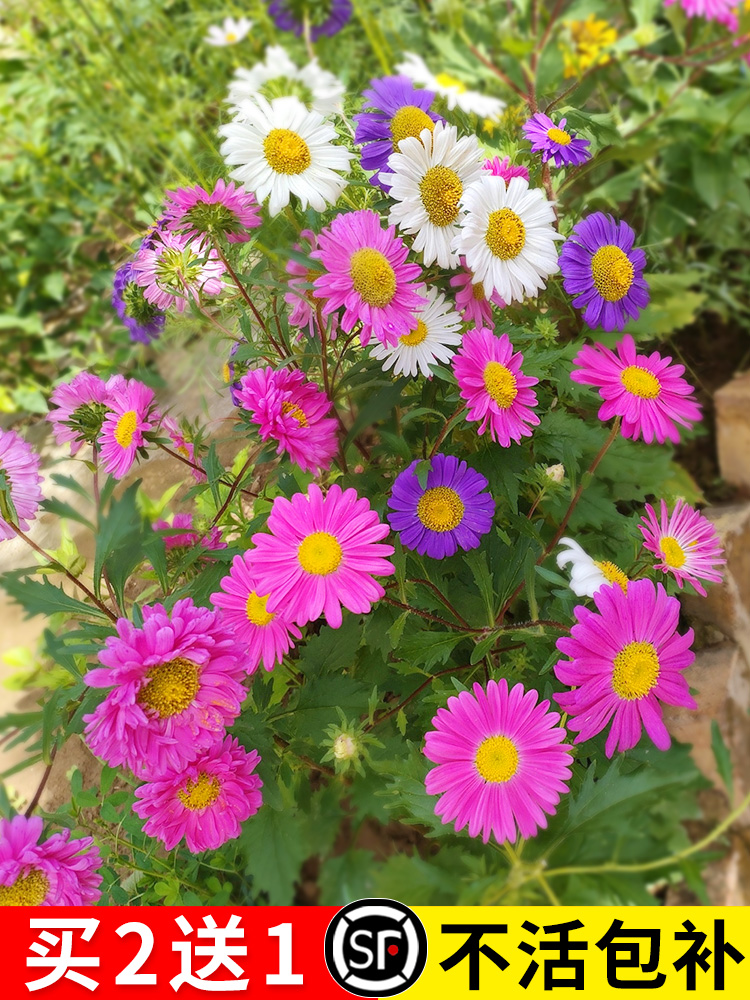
681, 503, 750, 666
715, 371, 750, 495
664, 642, 750, 827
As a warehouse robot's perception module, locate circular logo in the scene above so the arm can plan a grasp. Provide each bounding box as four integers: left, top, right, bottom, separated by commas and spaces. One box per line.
324, 898, 428, 997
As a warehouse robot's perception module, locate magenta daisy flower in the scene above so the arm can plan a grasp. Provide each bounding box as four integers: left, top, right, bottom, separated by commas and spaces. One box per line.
353, 76, 443, 185
160, 415, 205, 483
453, 326, 540, 446
131, 231, 226, 312
571, 334, 702, 445
387, 453, 494, 559
47, 371, 113, 455
284, 230, 339, 342
482, 156, 529, 182
0, 815, 102, 906
211, 550, 302, 674
83, 598, 249, 776
312, 209, 427, 348
236, 366, 338, 475
251, 483, 395, 629
664, 0, 738, 30
522, 113, 591, 168
554, 579, 696, 757
163, 179, 261, 244
559, 213, 649, 331
449, 257, 506, 328
639, 498, 725, 597
0, 429, 43, 542
98, 379, 157, 479
424, 679, 572, 844
153, 513, 226, 552
133, 735, 262, 853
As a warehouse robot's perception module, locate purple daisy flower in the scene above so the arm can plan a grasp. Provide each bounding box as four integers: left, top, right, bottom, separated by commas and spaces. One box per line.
162, 179, 261, 244
522, 112, 591, 168
112, 261, 166, 344
559, 213, 650, 332
0, 815, 102, 906
268, 0, 353, 40
82, 598, 250, 777
387, 453, 494, 559
353, 76, 443, 185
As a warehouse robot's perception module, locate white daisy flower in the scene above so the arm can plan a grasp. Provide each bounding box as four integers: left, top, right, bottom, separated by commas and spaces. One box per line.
396, 52, 506, 121
381, 122, 484, 269
227, 45, 345, 117
204, 17, 252, 47
370, 285, 463, 378
556, 537, 629, 598
453, 175, 562, 303
219, 95, 353, 217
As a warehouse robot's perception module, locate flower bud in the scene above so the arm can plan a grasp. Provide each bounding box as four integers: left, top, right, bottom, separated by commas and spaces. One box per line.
333, 733, 357, 760
545, 463, 565, 484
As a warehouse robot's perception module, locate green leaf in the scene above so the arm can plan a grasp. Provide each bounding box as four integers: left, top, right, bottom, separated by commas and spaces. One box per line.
93, 482, 144, 605
0, 573, 108, 620
711, 720, 734, 803
396, 630, 464, 670
240, 807, 307, 905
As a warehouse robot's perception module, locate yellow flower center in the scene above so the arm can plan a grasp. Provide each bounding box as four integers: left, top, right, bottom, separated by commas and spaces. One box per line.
612, 641, 660, 701
547, 126, 572, 145
475, 735, 519, 783
419, 165, 463, 227
435, 73, 467, 93
591, 245, 634, 302
472, 282, 486, 302
246, 590, 275, 626
485, 208, 526, 260
349, 247, 396, 308
138, 657, 200, 718
390, 105, 435, 150
660, 536, 686, 569
263, 128, 312, 175
416, 486, 464, 532
222, 362, 232, 384
399, 320, 429, 346
620, 365, 661, 400
483, 361, 518, 408
281, 400, 308, 427
0, 868, 50, 906
177, 772, 221, 811
114, 410, 137, 448
298, 531, 343, 576
593, 560, 629, 592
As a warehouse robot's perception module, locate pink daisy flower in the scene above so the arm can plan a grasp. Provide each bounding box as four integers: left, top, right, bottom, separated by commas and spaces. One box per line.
251, 483, 395, 629
449, 256, 506, 327
554, 579, 697, 757
311, 209, 427, 348
160, 415, 205, 483
571, 334, 702, 445
133, 735, 262, 853
47, 371, 111, 455
285, 230, 339, 342
639, 498, 725, 597
483, 156, 529, 182
0, 429, 43, 542
98, 379, 157, 479
664, 0, 738, 30
83, 598, 249, 777
131, 231, 226, 312
453, 326, 540, 446
424, 679, 572, 844
211, 550, 302, 674
0, 815, 102, 906
162, 178, 261, 243
235, 366, 338, 475
153, 513, 226, 552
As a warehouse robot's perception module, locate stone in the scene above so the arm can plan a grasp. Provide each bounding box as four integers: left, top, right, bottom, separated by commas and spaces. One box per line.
715, 371, 750, 494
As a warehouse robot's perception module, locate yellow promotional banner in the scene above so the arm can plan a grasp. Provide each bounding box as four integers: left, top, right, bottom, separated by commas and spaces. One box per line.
406, 907, 749, 997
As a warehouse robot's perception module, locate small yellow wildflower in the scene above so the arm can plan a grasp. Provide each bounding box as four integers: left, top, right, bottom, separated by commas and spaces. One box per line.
561, 15, 618, 79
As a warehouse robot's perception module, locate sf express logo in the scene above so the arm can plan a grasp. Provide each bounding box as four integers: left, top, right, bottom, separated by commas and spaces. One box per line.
324, 898, 428, 997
